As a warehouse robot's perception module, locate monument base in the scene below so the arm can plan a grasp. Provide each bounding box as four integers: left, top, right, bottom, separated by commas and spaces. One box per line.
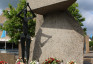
30, 11, 84, 64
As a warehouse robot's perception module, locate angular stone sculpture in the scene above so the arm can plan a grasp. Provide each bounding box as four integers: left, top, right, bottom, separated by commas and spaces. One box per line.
27, 0, 84, 64
27, 0, 76, 14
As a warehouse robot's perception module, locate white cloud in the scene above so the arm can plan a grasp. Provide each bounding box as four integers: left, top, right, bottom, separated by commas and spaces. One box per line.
82, 11, 93, 35
77, 0, 93, 11
77, 0, 93, 35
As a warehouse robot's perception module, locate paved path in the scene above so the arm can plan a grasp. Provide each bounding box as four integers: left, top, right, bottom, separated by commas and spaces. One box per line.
84, 51, 93, 64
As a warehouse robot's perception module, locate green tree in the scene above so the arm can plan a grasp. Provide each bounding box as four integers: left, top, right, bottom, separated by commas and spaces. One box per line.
89, 41, 93, 47
68, 3, 87, 35
0, 0, 36, 44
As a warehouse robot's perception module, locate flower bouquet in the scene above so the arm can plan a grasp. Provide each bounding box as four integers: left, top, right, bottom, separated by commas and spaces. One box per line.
16, 57, 26, 64
42, 57, 61, 64
67, 61, 76, 64
0, 61, 8, 64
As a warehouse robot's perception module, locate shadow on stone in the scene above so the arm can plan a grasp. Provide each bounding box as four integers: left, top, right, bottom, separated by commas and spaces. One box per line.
32, 11, 84, 63
32, 28, 52, 60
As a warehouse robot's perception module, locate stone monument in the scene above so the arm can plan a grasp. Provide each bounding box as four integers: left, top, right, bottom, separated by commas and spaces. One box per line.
27, 0, 84, 64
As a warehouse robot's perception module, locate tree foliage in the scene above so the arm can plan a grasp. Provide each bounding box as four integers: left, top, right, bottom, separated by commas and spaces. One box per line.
0, 0, 36, 44
89, 41, 93, 47
68, 3, 87, 35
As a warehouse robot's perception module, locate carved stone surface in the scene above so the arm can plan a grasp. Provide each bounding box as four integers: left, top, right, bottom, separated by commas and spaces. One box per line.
27, 0, 76, 14
30, 12, 84, 64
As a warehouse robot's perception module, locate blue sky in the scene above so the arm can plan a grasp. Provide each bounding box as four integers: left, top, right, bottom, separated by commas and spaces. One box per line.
0, 0, 93, 36
0, 0, 18, 14
77, 0, 93, 36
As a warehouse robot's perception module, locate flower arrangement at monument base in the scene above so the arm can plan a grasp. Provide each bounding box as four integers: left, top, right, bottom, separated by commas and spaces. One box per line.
67, 61, 76, 64
0, 61, 8, 64
15, 57, 26, 64
30, 60, 38, 64
42, 57, 61, 64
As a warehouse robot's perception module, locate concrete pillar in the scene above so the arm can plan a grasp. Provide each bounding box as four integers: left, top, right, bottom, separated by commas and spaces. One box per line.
85, 35, 89, 53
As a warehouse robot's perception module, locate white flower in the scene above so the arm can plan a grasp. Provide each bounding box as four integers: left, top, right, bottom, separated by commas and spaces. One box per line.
67, 61, 76, 64
30, 60, 37, 64
16, 57, 23, 63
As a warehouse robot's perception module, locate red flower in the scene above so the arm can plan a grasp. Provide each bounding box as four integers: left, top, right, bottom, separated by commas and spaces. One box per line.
17, 61, 20, 64
0, 61, 8, 64
42, 57, 61, 64
45, 59, 48, 61
56, 60, 60, 62
48, 61, 51, 63
69, 61, 74, 64
51, 58, 54, 61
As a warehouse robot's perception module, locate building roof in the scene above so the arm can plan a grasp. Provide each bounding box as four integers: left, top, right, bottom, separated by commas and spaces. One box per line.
0, 8, 10, 23
0, 13, 6, 24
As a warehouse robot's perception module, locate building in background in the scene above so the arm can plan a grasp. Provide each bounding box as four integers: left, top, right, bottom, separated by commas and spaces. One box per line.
0, 8, 18, 54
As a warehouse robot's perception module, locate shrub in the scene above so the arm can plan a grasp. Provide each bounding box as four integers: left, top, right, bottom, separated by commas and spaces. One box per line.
89, 41, 93, 47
